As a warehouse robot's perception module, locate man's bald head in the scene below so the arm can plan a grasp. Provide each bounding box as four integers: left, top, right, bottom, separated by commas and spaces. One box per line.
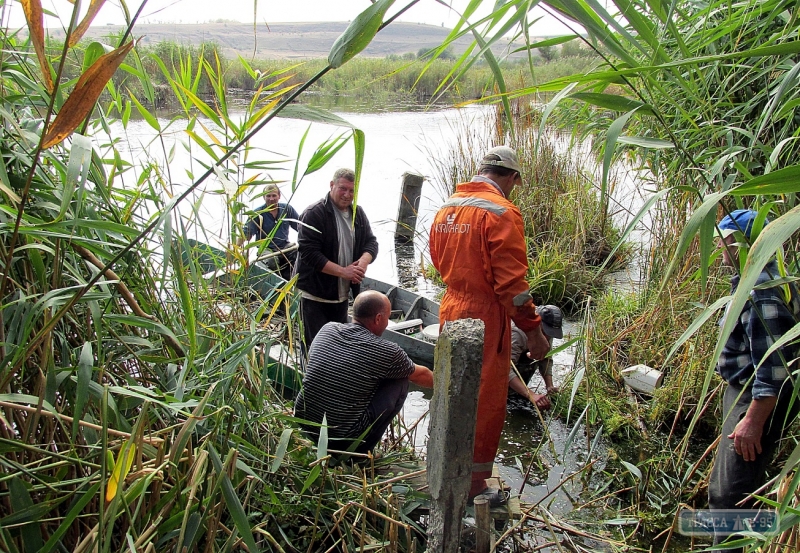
352, 290, 390, 323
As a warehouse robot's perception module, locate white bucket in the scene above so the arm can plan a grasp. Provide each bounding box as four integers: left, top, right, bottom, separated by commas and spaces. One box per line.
422, 323, 440, 343
621, 364, 663, 395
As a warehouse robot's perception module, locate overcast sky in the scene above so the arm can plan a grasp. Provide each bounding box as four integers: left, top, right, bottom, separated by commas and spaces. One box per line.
5, 0, 573, 36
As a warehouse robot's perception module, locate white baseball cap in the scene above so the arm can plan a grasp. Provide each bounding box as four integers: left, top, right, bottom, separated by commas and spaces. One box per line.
482, 146, 522, 174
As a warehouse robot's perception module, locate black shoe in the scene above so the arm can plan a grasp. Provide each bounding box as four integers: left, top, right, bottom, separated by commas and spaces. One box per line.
468, 488, 510, 508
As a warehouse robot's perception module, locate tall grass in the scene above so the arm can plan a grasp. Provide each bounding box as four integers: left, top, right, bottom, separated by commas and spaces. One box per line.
436, 0, 800, 548
427, 102, 628, 312
0, 8, 443, 552
410, 0, 800, 547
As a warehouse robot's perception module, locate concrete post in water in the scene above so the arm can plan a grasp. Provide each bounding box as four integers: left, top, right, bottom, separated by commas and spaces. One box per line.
427, 318, 485, 552
394, 171, 424, 244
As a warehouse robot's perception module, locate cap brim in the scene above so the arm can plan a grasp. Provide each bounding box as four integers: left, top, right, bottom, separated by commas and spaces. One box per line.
541, 322, 563, 339
716, 227, 739, 240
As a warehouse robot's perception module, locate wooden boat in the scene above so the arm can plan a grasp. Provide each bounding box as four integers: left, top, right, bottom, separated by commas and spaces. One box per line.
180, 238, 303, 393
360, 277, 440, 366
264, 343, 303, 398
180, 238, 300, 317
180, 238, 441, 368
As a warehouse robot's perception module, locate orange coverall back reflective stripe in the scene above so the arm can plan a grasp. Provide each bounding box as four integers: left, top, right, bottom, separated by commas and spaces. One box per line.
430, 179, 541, 491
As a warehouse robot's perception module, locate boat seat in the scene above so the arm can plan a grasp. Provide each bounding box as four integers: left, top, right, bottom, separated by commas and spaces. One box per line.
387, 318, 423, 332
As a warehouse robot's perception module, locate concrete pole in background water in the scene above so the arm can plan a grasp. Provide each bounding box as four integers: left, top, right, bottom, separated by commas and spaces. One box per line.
394, 171, 424, 244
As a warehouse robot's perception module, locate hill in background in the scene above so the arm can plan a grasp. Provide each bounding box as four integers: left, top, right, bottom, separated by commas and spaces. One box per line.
46, 21, 530, 60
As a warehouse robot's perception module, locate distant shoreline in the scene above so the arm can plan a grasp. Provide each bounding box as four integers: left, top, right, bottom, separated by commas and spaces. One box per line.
38, 21, 532, 61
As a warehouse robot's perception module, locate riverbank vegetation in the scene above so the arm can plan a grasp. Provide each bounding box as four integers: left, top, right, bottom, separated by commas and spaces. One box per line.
444, 0, 800, 549
2, 8, 469, 549
0, 3, 616, 551
6, 0, 800, 551
44, 35, 599, 109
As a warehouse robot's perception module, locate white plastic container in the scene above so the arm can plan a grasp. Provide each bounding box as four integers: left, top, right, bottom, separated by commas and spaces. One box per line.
621, 364, 663, 395
422, 323, 440, 343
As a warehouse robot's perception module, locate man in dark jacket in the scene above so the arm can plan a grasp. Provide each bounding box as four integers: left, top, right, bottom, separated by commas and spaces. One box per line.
295, 168, 379, 347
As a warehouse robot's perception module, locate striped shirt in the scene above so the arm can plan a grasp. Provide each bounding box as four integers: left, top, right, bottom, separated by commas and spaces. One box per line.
294, 322, 415, 439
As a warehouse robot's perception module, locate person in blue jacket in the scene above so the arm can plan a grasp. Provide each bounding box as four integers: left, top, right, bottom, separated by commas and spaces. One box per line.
243, 183, 299, 280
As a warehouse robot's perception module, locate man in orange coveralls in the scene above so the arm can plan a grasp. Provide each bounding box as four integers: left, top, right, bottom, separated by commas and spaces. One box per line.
430, 145, 550, 507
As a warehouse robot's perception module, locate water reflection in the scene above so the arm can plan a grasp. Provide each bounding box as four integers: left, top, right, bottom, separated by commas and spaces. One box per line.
394, 241, 418, 290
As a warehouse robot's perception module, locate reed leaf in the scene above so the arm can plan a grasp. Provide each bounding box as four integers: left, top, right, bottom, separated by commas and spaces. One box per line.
620, 460, 642, 480
731, 164, 800, 196
61, 134, 93, 222
757, 320, 800, 372
562, 404, 589, 456
318, 414, 329, 461
82, 42, 113, 73
601, 108, 638, 220
8, 476, 43, 553
208, 445, 260, 553
567, 367, 585, 424
270, 428, 293, 474
127, 90, 161, 132
615, 135, 673, 148
20, 0, 52, 92
105, 440, 135, 502
278, 104, 359, 128
570, 93, 654, 115
536, 82, 577, 154
513, 34, 579, 52
328, 0, 395, 68
169, 383, 215, 465
301, 464, 322, 495
73, 342, 93, 438
68, 0, 107, 47
42, 41, 135, 149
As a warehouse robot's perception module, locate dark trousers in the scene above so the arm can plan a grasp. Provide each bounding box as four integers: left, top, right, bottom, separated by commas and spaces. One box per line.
356, 377, 410, 453
303, 378, 410, 455
264, 249, 296, 282
709, 383, 798, 549
301, 297, 348, 348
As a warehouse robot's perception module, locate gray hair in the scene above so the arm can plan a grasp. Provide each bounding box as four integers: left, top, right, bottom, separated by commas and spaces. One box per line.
332, 168, 356, 183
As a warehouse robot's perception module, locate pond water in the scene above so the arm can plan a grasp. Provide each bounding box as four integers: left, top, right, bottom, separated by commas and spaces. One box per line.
400, 319, 607, 510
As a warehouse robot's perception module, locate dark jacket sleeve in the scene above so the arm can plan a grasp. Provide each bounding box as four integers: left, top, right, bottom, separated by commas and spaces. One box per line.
298, 202, 331, 273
